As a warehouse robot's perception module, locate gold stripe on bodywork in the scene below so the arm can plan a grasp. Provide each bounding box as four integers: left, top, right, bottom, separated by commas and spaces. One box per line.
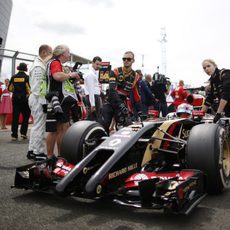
141, 120, 176, 166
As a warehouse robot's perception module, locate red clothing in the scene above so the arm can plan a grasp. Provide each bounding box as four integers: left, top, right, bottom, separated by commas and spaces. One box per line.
171, 85, 188, 106
50, 60, 62, 75
48, 59, 64, 101
0, 88, 12, 114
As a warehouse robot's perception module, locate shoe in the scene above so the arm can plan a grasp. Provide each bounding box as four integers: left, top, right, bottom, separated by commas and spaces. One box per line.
21, 134, 27, 140
11, 137, 18, 141
27, 151, 35, 160
34, 153, 47, 161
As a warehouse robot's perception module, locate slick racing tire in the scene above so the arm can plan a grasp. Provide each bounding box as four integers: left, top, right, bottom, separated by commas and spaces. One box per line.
186, 123, 230, 194
60, 121, 107, 164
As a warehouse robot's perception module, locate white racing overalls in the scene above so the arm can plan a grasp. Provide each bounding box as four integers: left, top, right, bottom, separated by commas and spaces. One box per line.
28, 56, 47, 155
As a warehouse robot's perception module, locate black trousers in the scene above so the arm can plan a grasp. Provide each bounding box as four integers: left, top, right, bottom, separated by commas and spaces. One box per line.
100, 94, 134, 134
11, 98, 31, 138
85, 94, 102, 121
100, 103, 114, 134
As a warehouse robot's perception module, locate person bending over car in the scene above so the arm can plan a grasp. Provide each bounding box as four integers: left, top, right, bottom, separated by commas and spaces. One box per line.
100, 51, 142, 134
202, 59, 230, 123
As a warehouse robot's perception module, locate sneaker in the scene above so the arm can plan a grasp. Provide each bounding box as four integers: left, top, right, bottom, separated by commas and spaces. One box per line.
11, 137, 18, 141
34, 153, 47, 161
27, 151, 35, 160
21, 134, 27, 140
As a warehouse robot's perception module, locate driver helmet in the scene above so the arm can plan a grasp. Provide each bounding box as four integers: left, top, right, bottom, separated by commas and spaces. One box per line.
176, 103, 193, 118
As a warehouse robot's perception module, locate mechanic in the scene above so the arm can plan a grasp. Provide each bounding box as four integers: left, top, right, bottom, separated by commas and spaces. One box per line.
27, 45, 53, 161
45, 45, 80, 158
8, 63, 31, 140
100, 51, 142, 134
202, 59, 230, 123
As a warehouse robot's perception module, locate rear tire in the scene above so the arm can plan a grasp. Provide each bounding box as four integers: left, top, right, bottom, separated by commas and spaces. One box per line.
186, 123, 230, 194
60, 121, 107, 164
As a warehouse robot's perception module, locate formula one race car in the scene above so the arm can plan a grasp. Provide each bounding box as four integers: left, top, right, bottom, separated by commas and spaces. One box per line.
13, 112, 230, 215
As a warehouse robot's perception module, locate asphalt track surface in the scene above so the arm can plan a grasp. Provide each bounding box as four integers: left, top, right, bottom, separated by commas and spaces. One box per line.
0, 127, 230, 230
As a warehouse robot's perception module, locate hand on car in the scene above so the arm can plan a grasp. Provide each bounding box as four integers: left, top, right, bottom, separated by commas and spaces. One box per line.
213, 113, 222, 123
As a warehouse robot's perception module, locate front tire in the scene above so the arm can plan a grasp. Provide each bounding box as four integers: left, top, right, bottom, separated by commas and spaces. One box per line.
60, 121, 107, 164
186, 123, 230, 194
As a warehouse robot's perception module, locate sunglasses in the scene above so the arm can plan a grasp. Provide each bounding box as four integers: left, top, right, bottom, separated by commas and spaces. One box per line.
122, 57, 132, 62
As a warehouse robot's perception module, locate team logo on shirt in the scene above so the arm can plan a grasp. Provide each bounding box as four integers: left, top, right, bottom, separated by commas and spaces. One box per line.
14, 78, 25, 82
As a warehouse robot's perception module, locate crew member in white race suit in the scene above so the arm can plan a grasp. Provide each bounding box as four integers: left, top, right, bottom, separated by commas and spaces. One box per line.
27, 45, 53, 161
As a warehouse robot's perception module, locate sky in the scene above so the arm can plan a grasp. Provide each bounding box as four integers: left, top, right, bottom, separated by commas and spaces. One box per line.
2, 0, 230, 86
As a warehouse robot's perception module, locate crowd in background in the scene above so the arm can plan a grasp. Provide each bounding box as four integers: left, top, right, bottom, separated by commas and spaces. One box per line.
1, 44, 228, 162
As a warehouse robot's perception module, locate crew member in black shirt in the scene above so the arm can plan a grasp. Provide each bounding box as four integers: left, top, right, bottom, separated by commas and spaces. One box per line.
202, 59, 230, 123
8, 63, 31, 140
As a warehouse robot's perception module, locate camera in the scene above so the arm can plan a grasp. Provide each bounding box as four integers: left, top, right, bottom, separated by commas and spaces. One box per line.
72, 62, 84, 80
45, 92, 63, 114
153, 72, 171, 86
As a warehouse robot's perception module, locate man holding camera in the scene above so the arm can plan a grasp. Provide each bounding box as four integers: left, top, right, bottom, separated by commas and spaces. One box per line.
84, 56, 102, 121
151, 72, 169, 117
45, 45, 80, 159
27, 45, 53, 161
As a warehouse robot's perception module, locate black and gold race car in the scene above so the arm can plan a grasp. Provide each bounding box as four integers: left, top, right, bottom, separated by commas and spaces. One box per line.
13, 111, 230, 215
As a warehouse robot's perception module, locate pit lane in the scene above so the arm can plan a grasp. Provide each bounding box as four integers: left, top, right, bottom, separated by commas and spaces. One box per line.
0, 127, 230, 230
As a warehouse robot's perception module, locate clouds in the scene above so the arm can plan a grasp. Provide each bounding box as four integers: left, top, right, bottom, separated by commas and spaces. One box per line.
2, 0, 230, 86
35, 21, 86, 35
81, 0, 114, 7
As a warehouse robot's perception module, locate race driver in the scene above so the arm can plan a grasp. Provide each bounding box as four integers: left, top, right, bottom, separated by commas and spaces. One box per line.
100, 51, 142, 134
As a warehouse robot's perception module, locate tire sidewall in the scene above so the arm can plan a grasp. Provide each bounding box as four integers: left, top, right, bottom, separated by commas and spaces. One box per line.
186, 123, 230, 194
60, 121, 107, 164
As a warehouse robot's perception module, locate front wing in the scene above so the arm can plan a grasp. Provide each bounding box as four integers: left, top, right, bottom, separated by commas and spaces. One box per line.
13, 157, 206, 215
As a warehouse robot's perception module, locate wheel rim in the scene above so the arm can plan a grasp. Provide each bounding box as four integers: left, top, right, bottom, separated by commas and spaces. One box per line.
82, 126, 106, 158
222, 139, 230, 178
219, 128, 230, 189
